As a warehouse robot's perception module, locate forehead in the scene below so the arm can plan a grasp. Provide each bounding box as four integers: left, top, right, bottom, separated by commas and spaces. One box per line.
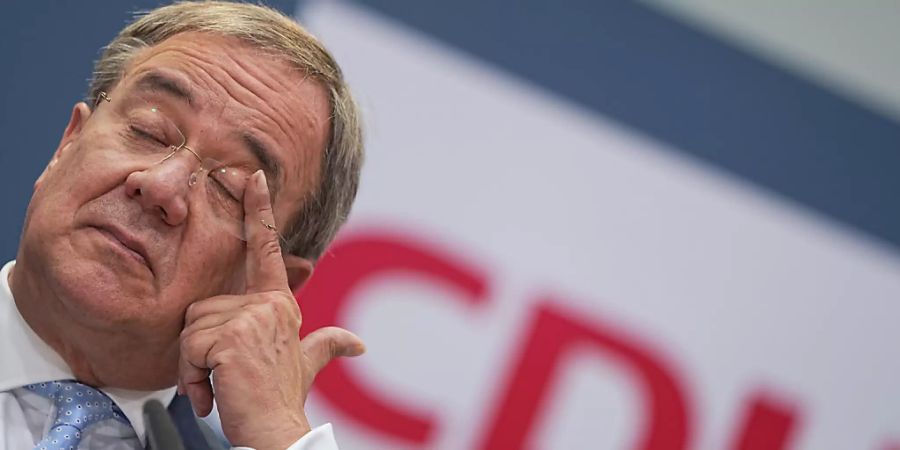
117, 32, 330, 220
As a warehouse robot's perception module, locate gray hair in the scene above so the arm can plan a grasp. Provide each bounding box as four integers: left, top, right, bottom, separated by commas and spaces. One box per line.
88, 1, 363, 261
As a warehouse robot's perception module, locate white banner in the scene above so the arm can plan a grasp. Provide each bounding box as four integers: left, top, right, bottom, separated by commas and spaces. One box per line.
295, 2, 900, 449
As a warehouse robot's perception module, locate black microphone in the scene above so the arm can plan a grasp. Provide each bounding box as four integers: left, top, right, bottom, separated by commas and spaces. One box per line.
143, 399, 187, 450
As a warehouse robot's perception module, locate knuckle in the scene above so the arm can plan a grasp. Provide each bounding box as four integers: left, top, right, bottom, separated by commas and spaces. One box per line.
184, 297, 217, 324
270, 295, 302, 328
248, 302, 274, 322
209, 348, 239, 367
272, 295, 297, 315
260, 238, 282, 257
185, 302, 199, 322
328, 335, 341, 359
289, 314, 302, 331
180, 334, 200, 358
225, 316, 253, 337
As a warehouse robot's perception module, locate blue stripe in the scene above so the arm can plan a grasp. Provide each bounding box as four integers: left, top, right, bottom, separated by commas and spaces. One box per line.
335, 0, 900, 252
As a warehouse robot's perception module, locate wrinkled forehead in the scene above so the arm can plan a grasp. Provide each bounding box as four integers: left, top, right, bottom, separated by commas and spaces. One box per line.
112, 32, 331, 223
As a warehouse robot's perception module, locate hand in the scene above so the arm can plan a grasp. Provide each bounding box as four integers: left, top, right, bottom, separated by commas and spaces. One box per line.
178, 170, 365, 450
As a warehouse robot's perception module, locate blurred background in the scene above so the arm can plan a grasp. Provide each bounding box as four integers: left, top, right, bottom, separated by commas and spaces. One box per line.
2, 1, 899, 449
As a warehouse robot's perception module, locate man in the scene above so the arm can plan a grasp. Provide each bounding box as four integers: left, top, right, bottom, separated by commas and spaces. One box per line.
0, 2, 364, 449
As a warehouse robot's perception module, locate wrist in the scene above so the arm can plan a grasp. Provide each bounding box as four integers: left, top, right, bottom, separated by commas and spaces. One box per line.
238, 414, 312, 450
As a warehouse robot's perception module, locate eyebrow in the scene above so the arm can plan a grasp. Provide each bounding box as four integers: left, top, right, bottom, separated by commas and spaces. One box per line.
134, 71, 195, 106
243, 133, 282, 195
134, 71, 282, 194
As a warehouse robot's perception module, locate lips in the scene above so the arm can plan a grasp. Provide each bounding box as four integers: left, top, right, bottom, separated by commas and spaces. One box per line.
93, 225, 153, 273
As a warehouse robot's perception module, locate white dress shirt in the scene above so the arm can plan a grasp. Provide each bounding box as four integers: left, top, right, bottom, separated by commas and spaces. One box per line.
0, 261, 338, 450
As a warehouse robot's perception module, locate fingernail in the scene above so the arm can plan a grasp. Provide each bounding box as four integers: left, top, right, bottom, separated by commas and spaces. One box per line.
255, 169, 266, 189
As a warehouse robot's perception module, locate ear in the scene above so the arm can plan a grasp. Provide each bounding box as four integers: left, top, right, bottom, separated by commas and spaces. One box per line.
35, 102, 92, 189
284, 254, 314, 292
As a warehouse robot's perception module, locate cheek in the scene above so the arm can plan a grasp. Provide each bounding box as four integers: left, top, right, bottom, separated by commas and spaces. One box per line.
171, 232, 247, 296
39, 138, 132, 203
152, 242, 245, 327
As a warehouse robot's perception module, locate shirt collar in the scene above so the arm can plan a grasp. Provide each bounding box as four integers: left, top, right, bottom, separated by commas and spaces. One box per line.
0, 260, 177, 445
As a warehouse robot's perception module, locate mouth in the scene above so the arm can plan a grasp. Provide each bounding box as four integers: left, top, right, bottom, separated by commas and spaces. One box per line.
92, 225, 154, 275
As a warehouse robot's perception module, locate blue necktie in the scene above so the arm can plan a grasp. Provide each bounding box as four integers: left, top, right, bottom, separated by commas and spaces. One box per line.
25, 380, 131, 450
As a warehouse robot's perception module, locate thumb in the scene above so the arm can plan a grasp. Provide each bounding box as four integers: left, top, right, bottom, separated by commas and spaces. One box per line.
300, 326, 366, 379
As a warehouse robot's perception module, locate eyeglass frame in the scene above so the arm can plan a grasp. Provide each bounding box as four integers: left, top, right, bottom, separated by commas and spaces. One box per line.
92, 90, 286, 244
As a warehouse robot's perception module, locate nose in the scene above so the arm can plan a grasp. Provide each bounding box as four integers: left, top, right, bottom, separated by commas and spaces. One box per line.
125, 151, 196, 226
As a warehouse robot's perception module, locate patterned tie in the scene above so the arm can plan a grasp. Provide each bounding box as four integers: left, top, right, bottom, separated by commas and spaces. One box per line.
25, 380, 131, 450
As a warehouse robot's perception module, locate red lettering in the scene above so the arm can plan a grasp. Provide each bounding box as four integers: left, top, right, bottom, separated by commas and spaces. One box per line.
298, 231, 490, 444
729, 393, 799, 450
298, 230, 816, 449
478, 301, 692, 450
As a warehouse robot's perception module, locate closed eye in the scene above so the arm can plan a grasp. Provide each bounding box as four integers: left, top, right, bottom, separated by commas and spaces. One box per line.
129, 126, 169, 147
210, 172, 240, 202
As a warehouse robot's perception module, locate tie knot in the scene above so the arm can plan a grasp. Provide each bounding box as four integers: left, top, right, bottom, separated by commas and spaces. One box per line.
25, 380, 128, 430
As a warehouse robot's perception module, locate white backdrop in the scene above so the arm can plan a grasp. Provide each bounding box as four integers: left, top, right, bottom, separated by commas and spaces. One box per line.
293, 2, 900, 449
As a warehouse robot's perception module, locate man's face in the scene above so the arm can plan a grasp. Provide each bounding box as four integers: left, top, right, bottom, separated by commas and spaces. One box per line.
19, 32, 329, 338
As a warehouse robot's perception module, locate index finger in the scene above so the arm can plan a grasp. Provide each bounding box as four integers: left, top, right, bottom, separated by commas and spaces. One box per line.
243, 170, 290, 293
